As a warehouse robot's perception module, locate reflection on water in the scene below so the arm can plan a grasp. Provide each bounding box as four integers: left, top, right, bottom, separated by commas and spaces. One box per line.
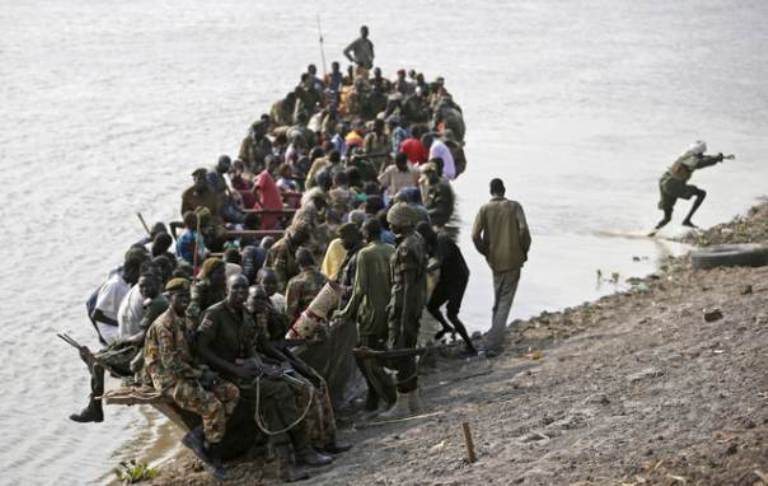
2, 0, 767, 483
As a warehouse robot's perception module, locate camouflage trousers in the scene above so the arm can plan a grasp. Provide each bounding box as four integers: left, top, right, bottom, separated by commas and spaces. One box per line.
288, 376, 336, 448
252, 373, 336, 448
168, 379, 239, 444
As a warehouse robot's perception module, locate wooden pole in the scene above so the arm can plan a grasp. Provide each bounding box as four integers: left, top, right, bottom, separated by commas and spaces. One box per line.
136, 212, 152, 236
462, 421, 477, 463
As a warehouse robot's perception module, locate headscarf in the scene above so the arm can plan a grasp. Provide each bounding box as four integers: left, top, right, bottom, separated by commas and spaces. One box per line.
677, 140, 707, 169
387, 202, 421, 228
688, 140, 707, 156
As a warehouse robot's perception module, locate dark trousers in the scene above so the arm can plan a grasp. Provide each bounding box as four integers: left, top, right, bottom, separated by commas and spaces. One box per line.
392, 314, 420, 393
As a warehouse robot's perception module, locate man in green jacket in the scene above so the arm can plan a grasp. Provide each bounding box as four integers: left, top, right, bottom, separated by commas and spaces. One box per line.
472, 178, 531, 357
337, 219, 396, 411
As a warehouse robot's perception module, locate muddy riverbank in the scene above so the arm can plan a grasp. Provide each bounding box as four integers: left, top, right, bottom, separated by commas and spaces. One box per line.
143, 204, 768, 485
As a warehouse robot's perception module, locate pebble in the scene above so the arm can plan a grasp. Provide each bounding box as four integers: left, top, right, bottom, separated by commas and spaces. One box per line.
703, 308, 724, 322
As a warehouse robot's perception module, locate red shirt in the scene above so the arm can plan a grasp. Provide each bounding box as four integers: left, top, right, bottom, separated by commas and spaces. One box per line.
399, 138, 428, 164
254, 170, 283, 229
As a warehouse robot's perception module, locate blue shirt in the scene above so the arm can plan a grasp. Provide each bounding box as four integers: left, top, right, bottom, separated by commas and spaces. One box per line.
391, 126, 409, 156
176, 230, 206, 264
331, 134, 348, 158
380, 230, 396, 246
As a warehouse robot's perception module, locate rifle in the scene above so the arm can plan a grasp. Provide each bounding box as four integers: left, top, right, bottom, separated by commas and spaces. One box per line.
353, 346, 430, 360
57, 332, 97, 368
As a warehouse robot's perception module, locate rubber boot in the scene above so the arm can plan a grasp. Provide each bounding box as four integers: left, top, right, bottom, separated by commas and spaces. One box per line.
182, 427, 207, 457
364, 390, 379, 412
321, 433, 353, 454
290, 427, 333, 467
205, 442, 228, 481
69, 396, 104, 423
378, 392, 411, 420
408, 388, 423, 415
70, 365, 105, 423
295, 447, 334, 467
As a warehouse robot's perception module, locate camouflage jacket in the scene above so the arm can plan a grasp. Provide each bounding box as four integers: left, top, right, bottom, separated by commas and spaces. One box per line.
143, 307, 201, 391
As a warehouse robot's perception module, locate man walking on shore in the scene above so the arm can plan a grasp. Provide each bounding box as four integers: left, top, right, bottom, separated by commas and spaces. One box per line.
472, 178, 531, 356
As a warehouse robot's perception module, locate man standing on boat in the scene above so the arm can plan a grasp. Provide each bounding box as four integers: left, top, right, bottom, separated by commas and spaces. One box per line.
472, 178, 531, 357
343, 25, 374, 79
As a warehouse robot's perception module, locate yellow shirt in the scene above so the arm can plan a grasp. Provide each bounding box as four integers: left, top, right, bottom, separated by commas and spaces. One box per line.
321, 238, 348, 280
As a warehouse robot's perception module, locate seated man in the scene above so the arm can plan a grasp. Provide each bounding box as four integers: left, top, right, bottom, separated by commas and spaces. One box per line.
258, 268, 287, 315
176, 211, 207, 267
266, 222, 312, 292
143, 278, 239, 479
196, 275, 335, 467
90, 248, 149, 345
186, 257, 227, 326
248, 284, 351, 455
71, 270, 167, 423
286, 249, 328, 322
181, 168, 223, 225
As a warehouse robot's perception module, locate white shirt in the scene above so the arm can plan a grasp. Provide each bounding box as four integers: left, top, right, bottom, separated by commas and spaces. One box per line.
429, 140, 456, 180
117, 284, 145, 338
270, 293, 287, 315
225, 262, 243, 280
94, 271, 131, 343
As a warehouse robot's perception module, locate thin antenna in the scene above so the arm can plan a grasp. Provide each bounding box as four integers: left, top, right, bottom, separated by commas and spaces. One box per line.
316, 14, 328, 78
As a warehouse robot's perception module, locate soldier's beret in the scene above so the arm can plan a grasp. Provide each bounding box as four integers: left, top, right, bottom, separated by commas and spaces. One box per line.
165, 278, 191, 292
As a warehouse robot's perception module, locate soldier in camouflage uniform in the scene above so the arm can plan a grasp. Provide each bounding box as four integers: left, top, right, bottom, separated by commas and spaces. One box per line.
186, 257, 227, 326
70, 271, 168, 423
380, 202, 428, 419
265, 222, 312, 292
285, 248, 328, 322
196, 274, 336, 467
143, 277, 239, 478
651, 140, 728, 234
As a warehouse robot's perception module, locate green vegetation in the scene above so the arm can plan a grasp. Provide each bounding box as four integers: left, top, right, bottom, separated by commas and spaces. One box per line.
114, 460, 158, 484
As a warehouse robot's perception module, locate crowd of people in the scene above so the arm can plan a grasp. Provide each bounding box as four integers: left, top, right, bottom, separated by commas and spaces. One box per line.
67, 26, 532, 480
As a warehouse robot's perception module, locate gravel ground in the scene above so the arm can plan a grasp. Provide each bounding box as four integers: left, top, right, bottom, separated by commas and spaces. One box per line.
150, 203, 768, 486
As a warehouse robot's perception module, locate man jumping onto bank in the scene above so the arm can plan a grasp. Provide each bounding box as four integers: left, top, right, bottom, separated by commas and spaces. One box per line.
651, 140, 732, 235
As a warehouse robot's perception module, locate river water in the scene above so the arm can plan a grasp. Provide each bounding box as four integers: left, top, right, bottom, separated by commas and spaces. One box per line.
2, 0, 767, 483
